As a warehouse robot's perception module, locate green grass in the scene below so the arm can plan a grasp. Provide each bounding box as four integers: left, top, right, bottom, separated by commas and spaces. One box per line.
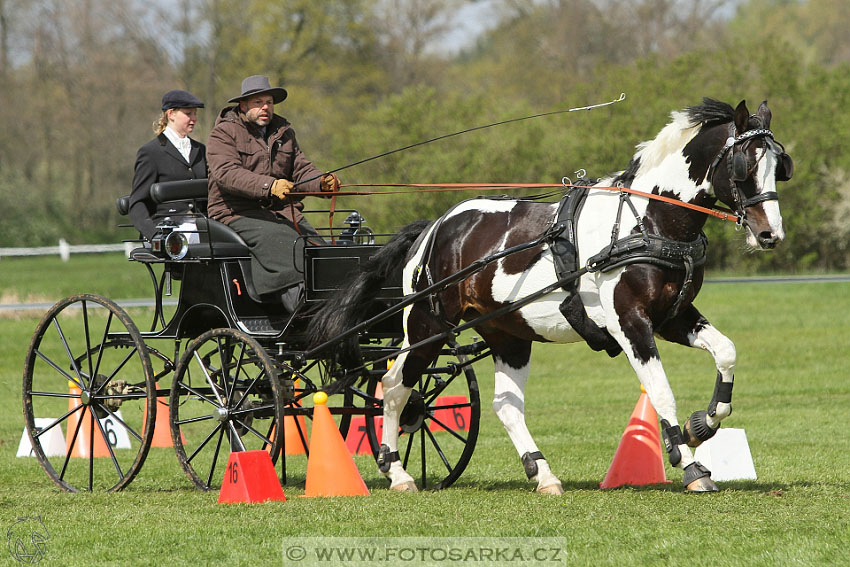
1, 257, 849, 566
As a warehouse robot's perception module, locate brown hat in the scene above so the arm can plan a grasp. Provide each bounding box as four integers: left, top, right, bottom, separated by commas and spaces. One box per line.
227, 75, 288, 104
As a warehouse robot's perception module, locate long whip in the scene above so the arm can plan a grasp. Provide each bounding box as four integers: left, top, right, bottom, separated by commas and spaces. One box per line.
295, 92, 626, 187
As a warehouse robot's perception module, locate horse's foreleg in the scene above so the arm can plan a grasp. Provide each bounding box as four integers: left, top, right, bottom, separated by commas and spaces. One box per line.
660, 307, 736, 447
487, 337, 563, 495
377, 350, 417, 492
605, 300, 716, 492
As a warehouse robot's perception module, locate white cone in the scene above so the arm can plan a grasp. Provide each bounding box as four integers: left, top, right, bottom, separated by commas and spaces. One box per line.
694, 428, 757, 481
17, 418, 67, 457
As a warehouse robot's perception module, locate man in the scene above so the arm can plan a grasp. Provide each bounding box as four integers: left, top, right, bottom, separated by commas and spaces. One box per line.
207, 75, 339, 310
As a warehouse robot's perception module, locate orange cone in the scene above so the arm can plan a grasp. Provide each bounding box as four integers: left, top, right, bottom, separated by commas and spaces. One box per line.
66, 384, 111, 458
303, 392, 369, 497
600, 388, 670, 488
283, 413, 309, 455
217, 450, 286, 504
146, 396, 181, 447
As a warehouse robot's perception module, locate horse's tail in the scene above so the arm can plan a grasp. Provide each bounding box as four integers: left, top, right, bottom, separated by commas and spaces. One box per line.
306, 219, 432, 351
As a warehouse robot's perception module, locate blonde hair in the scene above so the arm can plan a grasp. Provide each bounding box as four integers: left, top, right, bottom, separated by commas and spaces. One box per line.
153, 111, 169, 135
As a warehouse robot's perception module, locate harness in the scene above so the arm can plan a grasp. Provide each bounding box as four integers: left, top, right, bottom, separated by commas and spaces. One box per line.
549, 184, 707, 322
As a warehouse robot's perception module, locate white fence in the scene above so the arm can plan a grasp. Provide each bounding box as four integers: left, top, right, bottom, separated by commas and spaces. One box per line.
0, 239, 134, 261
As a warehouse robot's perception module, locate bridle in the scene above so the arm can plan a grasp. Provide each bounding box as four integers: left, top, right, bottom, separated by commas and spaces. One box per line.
707, 123, 791, 222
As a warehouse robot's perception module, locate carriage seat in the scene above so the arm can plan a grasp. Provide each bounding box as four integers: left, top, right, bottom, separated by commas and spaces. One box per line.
117, 179, 252, 259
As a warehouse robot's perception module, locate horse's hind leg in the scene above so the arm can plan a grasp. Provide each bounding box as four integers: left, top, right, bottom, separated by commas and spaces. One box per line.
377, 349, 418, 491
484, 332, 564, 495
377, 336, 445, 492
660, 306, 736, 446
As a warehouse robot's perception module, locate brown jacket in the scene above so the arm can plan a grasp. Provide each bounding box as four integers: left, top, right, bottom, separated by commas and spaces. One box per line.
206, 106, 326, 225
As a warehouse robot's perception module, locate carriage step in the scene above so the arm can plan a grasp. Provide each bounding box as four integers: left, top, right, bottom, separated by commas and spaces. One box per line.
238, 317, 282, 334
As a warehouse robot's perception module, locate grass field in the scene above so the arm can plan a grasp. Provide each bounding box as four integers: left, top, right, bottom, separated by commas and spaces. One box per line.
1, 256, 849, 566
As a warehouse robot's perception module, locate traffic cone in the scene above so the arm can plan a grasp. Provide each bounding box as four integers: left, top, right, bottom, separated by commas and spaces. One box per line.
145, 396, 182, 447
600, 387, 670, 488
303, 392, 369, 497
282, 413, 309, 455
66, 383, 111, 458
217, 450, 286, 504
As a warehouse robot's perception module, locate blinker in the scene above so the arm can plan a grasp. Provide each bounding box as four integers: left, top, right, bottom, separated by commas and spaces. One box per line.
776, 152, 794, 182
731, 151, 748, 181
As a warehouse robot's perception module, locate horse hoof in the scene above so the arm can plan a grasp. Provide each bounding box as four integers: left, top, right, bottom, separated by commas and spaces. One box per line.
537, 482, 564, 495
682, 461, 718, 493
390, 481, 418, 493
685, 476, 719, 493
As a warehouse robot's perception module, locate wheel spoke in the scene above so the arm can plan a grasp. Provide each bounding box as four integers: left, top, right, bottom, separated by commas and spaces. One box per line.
426, 414, 468, 444
186, 422, 224, 464
52, 314, 86, 389
92, 405, 125, 480
206, 427, 227, 488
34, 347, 82, 389
424, 425, 454, 474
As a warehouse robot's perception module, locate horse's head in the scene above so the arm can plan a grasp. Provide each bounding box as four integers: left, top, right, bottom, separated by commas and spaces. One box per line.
708, 100, 793, 249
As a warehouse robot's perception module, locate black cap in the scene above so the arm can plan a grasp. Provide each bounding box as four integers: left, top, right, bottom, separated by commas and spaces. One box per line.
161, 89, 205, 111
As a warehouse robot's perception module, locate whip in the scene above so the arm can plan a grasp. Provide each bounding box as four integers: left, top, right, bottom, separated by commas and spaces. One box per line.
295, 93, 626, 187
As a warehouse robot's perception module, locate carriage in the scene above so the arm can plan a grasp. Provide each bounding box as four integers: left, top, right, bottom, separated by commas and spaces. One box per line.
23, 98, 794, 494
22, 178, 483, 493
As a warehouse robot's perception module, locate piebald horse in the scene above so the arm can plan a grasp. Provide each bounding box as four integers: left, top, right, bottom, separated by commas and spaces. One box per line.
310, 98, 793, 492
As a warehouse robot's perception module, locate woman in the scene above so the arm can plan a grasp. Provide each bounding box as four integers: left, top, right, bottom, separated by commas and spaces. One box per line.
129, 89, 207, 240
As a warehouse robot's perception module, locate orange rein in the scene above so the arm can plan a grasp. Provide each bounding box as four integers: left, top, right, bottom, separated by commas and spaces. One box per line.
291, 183, 740, 238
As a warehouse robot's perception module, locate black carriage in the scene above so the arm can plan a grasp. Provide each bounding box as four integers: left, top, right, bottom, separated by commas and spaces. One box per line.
22, 179, 481, 493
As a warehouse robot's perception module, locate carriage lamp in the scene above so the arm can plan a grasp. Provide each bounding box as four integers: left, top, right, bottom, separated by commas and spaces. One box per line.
339, 212, 375, 245
164, 231, 190, 260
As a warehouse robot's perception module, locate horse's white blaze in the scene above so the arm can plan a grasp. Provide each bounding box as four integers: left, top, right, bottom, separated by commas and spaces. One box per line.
755, 150, 786, 241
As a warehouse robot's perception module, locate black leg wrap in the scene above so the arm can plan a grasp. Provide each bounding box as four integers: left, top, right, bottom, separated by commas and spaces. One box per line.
660, 419, 683, 467
683, 410, 718, 447
682, 462, 712, 486
708, 372, 734, 417
521, 451, 544, 479
377, 444, 400, 474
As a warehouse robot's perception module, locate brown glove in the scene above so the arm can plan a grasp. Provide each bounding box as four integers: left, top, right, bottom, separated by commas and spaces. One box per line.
270, 178, 294, 199
320, 173, 340, 192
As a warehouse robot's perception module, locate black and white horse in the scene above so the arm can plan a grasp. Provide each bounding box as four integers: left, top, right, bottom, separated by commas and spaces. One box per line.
311, 98, 793, 492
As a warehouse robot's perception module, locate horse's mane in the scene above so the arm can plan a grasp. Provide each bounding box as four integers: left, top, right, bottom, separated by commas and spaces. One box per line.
611, 98, 734, 186
685, 98, 735, 128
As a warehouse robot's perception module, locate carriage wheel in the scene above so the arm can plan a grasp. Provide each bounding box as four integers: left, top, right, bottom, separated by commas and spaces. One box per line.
170, 328, 283, 490
22, 294, 156, 492
364, 340, 480, 490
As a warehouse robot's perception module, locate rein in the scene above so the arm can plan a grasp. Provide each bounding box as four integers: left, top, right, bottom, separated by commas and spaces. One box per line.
285, 182, 741, 223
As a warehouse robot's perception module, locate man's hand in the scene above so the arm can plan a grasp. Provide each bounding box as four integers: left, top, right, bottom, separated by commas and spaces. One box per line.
320, 173, 340, 192
270, 178, 294, 199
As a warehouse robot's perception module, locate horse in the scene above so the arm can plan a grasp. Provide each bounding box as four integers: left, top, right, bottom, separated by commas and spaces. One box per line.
308, 98, 793, 493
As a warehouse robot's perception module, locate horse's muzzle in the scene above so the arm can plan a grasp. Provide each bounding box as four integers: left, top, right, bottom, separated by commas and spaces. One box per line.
757, 231, 780, 249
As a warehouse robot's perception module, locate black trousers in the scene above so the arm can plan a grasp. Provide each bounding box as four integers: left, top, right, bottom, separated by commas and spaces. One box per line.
229, 215, 324, 297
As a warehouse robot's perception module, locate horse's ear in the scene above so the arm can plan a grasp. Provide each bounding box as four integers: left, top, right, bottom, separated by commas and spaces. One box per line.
734, 100, 749, 134
757, 100, 772, 129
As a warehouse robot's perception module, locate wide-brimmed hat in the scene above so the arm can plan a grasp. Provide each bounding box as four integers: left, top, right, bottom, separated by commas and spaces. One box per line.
227, 75, 288, 104
161, 89, 204, 111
